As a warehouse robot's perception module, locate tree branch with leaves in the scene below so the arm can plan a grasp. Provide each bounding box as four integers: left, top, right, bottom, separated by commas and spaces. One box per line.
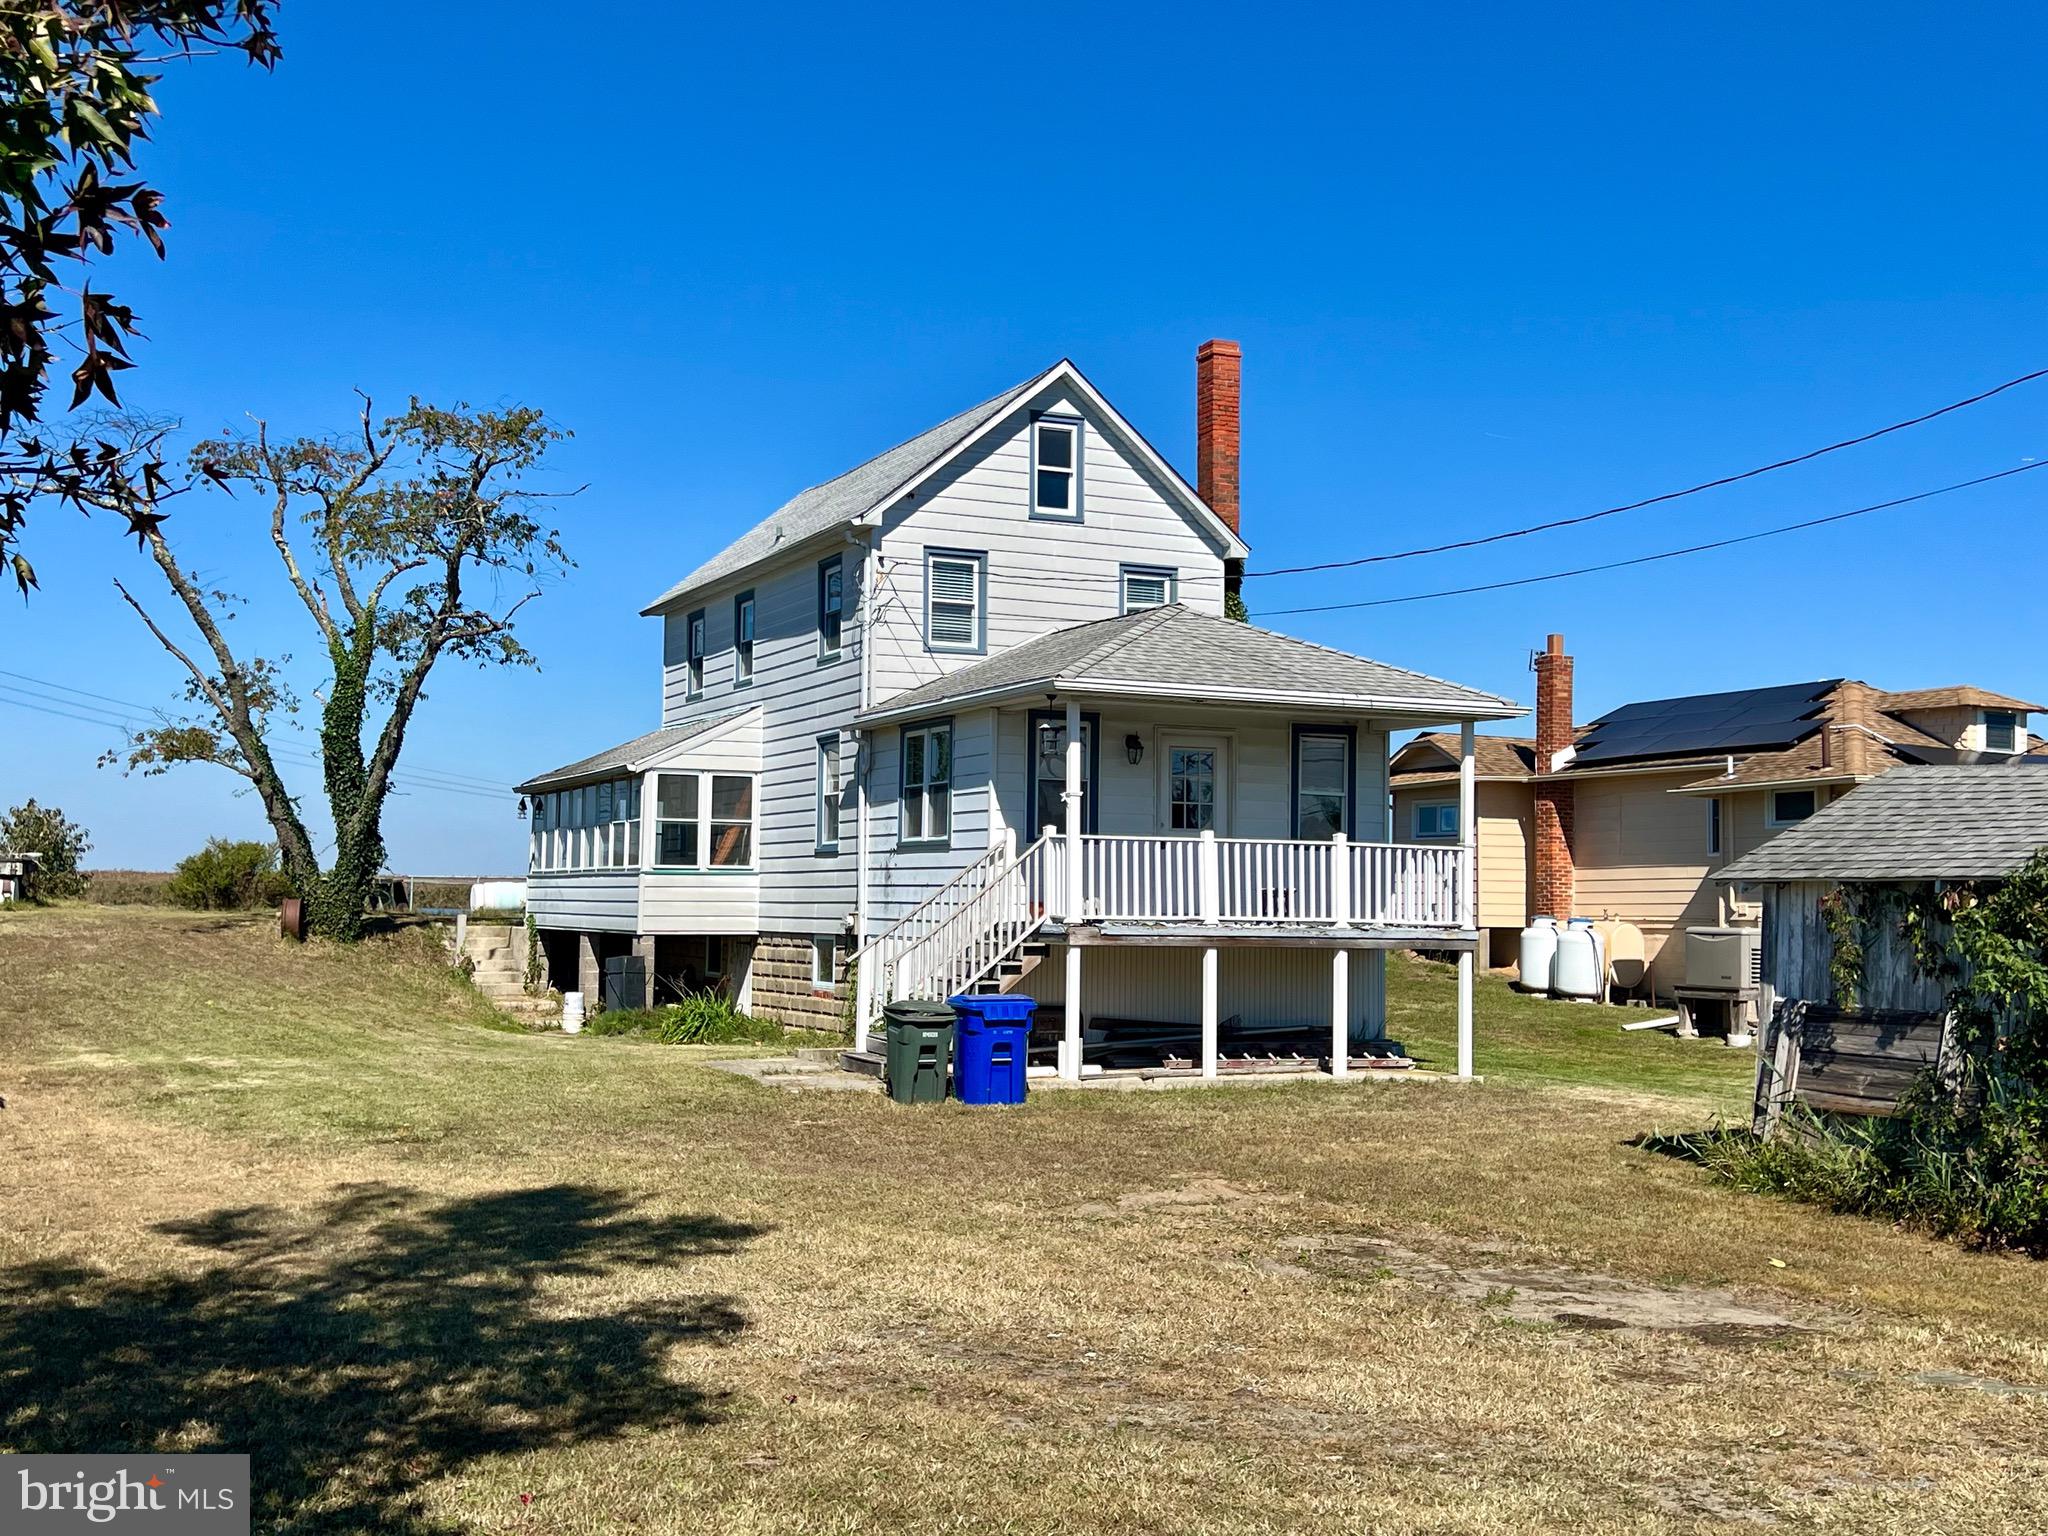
107, 397, 574, 938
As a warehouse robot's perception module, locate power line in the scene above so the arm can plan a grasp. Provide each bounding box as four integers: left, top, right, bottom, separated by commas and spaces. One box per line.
0, 691, 512, 804
0, 666, 513, 792
1252, 460, 2046, 617
1245, 364, 2048, 578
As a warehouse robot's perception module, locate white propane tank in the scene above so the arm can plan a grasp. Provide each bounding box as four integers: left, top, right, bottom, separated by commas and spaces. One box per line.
561, 991, 586, 1034
1552, 920, 1602, 1000
1517, 917, 1560, 993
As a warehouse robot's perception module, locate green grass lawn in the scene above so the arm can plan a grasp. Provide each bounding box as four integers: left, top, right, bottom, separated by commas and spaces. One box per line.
1, 905, 2041, 1535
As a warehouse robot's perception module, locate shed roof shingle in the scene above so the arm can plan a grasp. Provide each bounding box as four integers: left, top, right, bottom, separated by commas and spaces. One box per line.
857, 605, 1521, 723
1716, 765, 2048, 883
516, 709, 754, 793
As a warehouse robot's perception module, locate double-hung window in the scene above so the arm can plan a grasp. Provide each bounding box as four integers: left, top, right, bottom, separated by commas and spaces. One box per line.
1412, 802, 1459, 839
733, 590, 756, 687
900, 722, 952, 844
653, 772, 755, 868
925, 550, 984, 653
816, 735, 842, 851
1031, 415, 1081, 519
686, 608, 707, 698
817, 556, 844, 661
656, 774, 700, 867
1293, 729, 1351, 840
1121, 565, 1175, 613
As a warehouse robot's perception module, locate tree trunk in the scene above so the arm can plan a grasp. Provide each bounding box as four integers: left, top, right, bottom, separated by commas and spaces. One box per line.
303, 636, 387, 941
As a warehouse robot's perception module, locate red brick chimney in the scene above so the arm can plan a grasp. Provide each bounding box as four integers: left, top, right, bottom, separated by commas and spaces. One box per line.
1196, 339, 1242, 537
1532, 633, 1576, 920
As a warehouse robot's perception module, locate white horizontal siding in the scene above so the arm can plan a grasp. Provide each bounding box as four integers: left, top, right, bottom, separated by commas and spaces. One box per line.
530, 872, 638, 933
637, 872, 758, 934
867, 385, 1230, 707
1029, 945, 1388, 1044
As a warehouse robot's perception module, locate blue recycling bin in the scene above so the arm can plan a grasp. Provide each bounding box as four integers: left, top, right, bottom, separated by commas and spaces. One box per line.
947, 993, 1034, 1104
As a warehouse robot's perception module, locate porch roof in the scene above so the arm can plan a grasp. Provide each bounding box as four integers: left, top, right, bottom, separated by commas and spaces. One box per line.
515, 708, 754, 793
854, 605, 1523, 727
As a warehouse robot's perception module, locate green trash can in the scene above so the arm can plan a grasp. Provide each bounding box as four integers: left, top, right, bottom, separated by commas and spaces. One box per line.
883, 999, 956, 1104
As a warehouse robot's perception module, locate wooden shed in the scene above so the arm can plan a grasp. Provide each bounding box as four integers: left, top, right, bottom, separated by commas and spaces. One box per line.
1715, 765, 2048, 1130
0, 851, 40, 903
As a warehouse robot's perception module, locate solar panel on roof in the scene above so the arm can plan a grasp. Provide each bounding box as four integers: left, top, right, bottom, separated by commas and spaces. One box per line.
1572, 679, 1840, 766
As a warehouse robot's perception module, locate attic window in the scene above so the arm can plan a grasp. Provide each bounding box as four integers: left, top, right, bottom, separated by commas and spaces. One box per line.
1985, 709, 2019, 752
1031, 416, 1081, 520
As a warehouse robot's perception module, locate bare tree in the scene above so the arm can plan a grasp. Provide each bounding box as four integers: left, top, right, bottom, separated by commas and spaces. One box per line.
107, 397, 574, 938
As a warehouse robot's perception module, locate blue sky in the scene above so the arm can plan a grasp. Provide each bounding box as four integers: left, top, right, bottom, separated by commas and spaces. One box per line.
3, 2, 2044, 872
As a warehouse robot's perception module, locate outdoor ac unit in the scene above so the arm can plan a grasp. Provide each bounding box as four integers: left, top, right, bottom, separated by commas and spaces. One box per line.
1684, 926, 1762, 992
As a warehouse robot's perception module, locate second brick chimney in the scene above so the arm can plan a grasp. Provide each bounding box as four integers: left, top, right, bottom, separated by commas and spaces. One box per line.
1532, 633, 1576, 920
1196, 339, 1242, 537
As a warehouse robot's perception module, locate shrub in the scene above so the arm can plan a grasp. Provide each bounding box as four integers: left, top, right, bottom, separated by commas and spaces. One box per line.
167, 839, 294, 911
581, 992, 799, 1047
83, 869, 173, 905
0, 798, 90, 899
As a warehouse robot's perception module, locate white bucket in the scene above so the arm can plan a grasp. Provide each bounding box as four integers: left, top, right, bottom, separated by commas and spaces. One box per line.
561, 991, 585, 1034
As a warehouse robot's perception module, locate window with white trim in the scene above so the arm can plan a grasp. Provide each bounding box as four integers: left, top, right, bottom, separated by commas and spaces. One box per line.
1412, 802, 1459, 839
534, 778, 637, 871
1294, 731, 1351, 840
901, 722, 952, 844
1031, 416, 1080, 518
733, 590, 755, 686
817, 556, 844, 660
1985, 709, 2019, 753
816, 735, 841, 850
1768, 788, 1817, 827
652, 771, 755, 869
924, 551, 983, 652
1121, 566, 1175, 613
811, 936, 836, 990
686, 608, 707, 698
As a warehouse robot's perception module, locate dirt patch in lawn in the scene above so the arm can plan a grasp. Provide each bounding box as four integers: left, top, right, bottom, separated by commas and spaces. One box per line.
1280, 1233, 1835, 1339
1071, 1176, 1276, 1217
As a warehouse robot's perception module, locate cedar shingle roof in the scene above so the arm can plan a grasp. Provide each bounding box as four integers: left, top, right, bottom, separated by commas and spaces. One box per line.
1716, 765, 2048, 882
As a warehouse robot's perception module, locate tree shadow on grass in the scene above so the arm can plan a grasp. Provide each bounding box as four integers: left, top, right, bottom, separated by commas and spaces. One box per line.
0, 1184, 764, 1533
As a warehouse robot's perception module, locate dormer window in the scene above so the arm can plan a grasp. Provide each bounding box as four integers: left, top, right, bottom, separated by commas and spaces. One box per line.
1984, 710, 2019, 753
1031, 416, 1081, 520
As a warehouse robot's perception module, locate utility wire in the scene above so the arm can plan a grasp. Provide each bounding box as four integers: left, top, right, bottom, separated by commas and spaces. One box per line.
1245, 365, 2048, 577
0, 666, 514, 793
1252, 460, 2046, 616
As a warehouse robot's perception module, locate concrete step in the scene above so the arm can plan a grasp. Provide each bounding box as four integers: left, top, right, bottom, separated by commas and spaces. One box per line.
840, 1049, 884, 1079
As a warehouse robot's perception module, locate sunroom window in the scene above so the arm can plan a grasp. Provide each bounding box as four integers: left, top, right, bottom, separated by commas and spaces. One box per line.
652, 771, 756, 869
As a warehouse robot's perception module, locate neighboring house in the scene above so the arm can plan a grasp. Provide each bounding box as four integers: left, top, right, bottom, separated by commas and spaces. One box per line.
1390, 633, 2046, 988
0, 851, 40, 903
517, 342, 1521, 1079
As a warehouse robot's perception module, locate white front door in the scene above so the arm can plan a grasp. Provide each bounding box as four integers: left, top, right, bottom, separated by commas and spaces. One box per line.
1158, 734, 1229, 835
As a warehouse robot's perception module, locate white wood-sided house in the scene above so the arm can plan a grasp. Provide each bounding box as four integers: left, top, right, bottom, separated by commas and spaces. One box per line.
517, 342, 1522, 1079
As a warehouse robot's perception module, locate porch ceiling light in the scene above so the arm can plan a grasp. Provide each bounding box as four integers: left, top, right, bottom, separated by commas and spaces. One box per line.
1125, 733, 1144, 766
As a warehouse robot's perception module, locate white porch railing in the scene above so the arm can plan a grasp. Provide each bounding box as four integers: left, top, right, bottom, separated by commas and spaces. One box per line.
853, 830, 1471, 1047
1070, 830, 1468, 930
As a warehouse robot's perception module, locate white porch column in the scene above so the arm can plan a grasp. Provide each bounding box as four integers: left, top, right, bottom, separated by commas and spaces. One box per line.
1457, 721, 1476, 1080
1201, 945, 1219, 1079
1330, 947, 1349, 1077
1062, 697, 1085, 1082
1329, 831, 1350, 926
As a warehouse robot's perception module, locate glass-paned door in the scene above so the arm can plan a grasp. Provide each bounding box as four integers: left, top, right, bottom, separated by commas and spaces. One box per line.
1159, 734, 1229, 834
1029, 715, 1095, 838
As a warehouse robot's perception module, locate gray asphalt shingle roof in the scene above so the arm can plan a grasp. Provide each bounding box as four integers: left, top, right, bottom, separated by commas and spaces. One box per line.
856, 605, 1521, 723
1716, 765, 2048, 883
516, 709, 754, 793
639, 366, 1057, 615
